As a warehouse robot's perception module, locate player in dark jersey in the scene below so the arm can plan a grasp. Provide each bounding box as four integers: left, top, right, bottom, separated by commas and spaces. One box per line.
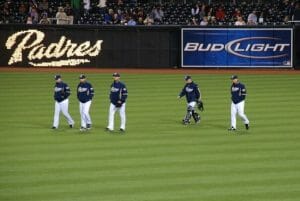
77, 74, 94, 132
106, 73, 128, 132
178, 75, 201, 125
52, 75, 74, 129
229, 75, 250, 131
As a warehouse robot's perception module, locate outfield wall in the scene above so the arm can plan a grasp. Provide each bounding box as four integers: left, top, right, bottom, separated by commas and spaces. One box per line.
294, 26, 300, 69
0, 24, 299, 68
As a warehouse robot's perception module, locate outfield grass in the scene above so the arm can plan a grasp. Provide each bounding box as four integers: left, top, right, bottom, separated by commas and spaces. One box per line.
0, 72, 300, 201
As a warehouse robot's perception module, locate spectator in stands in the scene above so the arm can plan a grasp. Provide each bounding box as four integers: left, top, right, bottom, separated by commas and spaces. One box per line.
200, 16, 208, 26
215, 7, 225, 21
56, 7, 69, 25
29, 6, 39, 24
207, 9, 213, 21
137, 7, 145, 19
293, 3, 300, 21
117, 0, 123, 6
116, 9, 125, 24
104, 8, 114, 24
19, 3, 27, 15
127, 16, 136, 26
247, 10, 257, 25
26, 16, 33, 24
112, 13, 120, 24
288, 1, 296, 19
188, 16, 198, 25
283, 15, 290, 24
235, 16, 246, 25
199, 4, 206, 20
258, 12, 264, 24
71, 0, 80, 24
83, 0, 91, 13
39, 14, 50, 24
143, 14, 154, 25
151, 6, 164, 22
65, 3, 73, 16
210, 16, 218, 25
191, 4, 200, 17
97, 0, 107, 8
38, 0, 49, 11
1, 2, 11, 23
233, 8, 242, 18
64, 3, 74, 24
137, 17, 144, 25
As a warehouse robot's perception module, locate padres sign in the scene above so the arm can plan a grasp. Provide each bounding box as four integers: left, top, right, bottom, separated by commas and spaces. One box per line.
5, 29, 103, 67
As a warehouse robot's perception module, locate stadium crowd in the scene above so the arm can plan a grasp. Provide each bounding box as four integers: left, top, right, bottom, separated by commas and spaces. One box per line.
0, 0, 300, 25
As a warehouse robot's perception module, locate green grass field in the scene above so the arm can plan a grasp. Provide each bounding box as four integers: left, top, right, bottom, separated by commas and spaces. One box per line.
0, 72, 300, 201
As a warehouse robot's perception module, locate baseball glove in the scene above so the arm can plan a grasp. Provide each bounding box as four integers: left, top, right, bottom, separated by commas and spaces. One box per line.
197, 100, 204, 111
115, 102, 123, 108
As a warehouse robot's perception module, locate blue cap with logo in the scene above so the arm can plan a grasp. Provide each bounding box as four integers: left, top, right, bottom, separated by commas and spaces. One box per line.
231, 75, 238, 80
184, 75, 192, 81
79, 74, 86, 79
113, 72, 120, 77
54, 74, 61, 80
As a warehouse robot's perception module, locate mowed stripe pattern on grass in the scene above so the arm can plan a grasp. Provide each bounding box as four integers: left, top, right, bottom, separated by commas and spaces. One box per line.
0, 73, 299, 201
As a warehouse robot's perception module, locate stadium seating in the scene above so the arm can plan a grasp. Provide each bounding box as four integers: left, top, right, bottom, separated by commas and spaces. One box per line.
0, 0, 296, 25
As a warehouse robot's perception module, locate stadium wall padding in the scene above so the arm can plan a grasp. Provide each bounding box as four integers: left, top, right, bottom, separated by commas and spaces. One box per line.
0, 24, 180, 68
0, 24, 298, 68
294, 25, 300, 69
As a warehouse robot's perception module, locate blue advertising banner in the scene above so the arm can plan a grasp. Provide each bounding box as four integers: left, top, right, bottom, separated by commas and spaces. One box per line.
181, 28, 293, 68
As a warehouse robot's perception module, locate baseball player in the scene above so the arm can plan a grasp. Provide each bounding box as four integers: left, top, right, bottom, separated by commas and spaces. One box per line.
229, 75, 250, 131
106, 73, 128, 132
77, 74, 94, 131
177, 75, 201, 125
52, 75, 74, 129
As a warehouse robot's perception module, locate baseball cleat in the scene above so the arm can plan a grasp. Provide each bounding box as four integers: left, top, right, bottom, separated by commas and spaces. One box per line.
69, 124, 74, 128
228, 127, 236, 131
119, 128, 125, 133
52, 126, 57, 129
80, 127, 87, 132
245, 124, 249, 130
182, 119, 190, 125
105, 128, 113, 132
87, 124, 91, 130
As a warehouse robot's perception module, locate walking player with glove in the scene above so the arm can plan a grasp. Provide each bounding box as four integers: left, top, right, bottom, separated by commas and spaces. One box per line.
106, 73, 128, 133
178, 75, 203, 125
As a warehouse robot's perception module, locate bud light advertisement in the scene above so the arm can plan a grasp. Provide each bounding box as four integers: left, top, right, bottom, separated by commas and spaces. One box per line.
181, 28, 293, 68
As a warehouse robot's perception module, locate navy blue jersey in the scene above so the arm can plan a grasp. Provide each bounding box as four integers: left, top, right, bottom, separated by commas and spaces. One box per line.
54, 82, 70, 102
231, 82, 247, 104
77, 82, 94, 103
179, 82, 201, 103
110, 81, 128, 105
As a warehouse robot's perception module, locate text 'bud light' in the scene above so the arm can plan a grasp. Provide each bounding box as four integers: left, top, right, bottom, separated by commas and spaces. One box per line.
181, 28, 293, 68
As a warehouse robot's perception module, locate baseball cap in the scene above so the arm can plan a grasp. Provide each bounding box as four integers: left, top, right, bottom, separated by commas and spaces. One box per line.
112, 73, 120, 77
231, 75, 238, 80
54, 74, 61, 80
79, 74, 86, 79
184, 75, 192, 81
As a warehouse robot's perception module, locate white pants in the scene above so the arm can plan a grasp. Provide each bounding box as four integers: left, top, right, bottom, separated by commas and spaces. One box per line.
79, 101, 92, 128
188, 101, 197, 108
231, 101, 249, 129
107, 103, 126, 130
53, 99, 74, 128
